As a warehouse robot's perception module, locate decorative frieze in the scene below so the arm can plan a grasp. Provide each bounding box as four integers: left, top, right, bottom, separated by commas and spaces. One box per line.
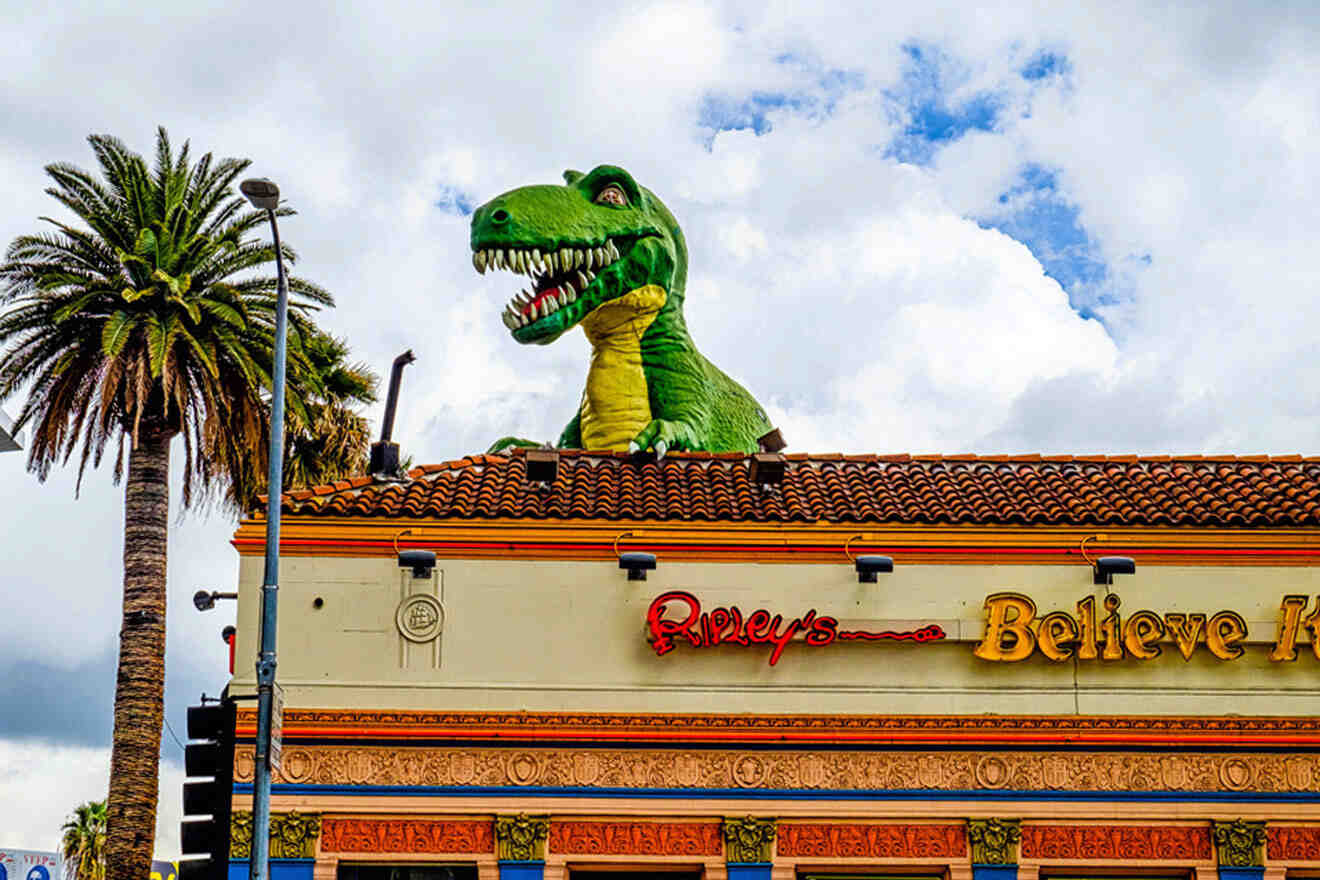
968, 819, 1020, 865
1020, 825, 1211, 859
1267, 826, 1320, 861
233, 744, 1320, 794
1214, 820, 1267, 868
548, 821, 722, 855
723, 817, 776, 863
776, 823, 965, 858
230, 811, 322, 859
496, 814, 550, 861
320, 818, 493, 854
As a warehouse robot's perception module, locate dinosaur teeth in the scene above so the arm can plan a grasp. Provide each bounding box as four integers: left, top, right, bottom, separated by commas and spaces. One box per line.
585, 249, 594, 270
566, 286, 576, 303
606, 240, 619, 261
502, 311, 517, 330
576, 270, 589, 289
558, 291, 568, 307
473, 251, 485, 274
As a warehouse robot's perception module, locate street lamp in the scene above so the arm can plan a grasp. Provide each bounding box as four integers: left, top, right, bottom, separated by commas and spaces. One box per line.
239, 176, 289, 880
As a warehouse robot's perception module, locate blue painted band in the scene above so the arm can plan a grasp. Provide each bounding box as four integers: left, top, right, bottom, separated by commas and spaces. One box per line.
1218, 868, 1264, 880
232, 783, 1320, 803
497, 863, 546, 867
971, 866, 1018, 880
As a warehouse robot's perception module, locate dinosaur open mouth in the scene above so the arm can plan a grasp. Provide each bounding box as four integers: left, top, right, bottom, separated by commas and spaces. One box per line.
472, 240, 623, 330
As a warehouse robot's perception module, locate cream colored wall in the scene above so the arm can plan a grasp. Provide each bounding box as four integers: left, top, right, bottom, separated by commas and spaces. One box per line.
230, 554, 1320, 714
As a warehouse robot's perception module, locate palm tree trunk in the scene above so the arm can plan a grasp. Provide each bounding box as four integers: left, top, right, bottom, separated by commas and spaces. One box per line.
105, 425, 170, 880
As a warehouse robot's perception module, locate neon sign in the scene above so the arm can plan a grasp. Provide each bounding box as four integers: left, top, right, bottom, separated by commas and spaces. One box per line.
645, 590, 946, 666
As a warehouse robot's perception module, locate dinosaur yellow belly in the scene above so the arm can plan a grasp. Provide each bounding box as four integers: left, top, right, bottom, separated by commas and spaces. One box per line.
578, 284, 667, 450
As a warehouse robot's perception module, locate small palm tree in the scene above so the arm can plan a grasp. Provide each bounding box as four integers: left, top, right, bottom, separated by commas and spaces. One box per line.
223, 322, 379, 508
0, 128, 337, 880
61, 801, 107, 880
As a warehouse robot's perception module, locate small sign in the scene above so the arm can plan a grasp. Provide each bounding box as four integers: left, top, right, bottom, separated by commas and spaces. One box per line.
0, 851, 58, 880
270, 683, 284, 772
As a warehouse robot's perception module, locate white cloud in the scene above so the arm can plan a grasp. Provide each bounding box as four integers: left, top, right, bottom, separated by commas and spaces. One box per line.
0, 742, 183, 858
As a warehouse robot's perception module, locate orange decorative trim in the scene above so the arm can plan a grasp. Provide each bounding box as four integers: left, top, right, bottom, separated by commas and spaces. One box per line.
777, 823, 966, 858
231, 516, 1320, 567
234, 708, 1320, 749
320, 818, 493, 853
547, 821, 722, 855
1020, 825, 1211, 859
1268, 826, 1320, 860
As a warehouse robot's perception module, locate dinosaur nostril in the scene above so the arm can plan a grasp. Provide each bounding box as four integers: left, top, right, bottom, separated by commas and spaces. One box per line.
491, 208, 510, 224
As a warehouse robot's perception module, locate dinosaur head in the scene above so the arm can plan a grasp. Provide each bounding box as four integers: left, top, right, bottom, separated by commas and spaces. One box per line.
470, 165, 686, 344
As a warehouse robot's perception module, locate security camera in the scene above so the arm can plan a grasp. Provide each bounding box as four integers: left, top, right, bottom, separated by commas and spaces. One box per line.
193, 589, 237, 612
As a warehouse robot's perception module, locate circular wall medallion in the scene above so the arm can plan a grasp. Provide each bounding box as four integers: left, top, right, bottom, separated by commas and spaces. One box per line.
396, 594, 445, 643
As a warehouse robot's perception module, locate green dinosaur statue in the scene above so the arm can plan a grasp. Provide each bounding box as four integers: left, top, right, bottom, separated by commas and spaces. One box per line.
471, 165, 778, 455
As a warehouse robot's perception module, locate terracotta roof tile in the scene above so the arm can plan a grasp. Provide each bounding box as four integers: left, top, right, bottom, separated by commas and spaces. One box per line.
276, 451, 1320, 527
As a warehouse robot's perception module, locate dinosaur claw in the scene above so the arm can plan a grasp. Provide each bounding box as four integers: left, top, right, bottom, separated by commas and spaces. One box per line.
655, 440, 667, 459
628, 441, 639, 454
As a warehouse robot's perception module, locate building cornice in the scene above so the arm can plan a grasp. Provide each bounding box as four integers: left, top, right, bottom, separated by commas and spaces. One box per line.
231, 517, 1320, 565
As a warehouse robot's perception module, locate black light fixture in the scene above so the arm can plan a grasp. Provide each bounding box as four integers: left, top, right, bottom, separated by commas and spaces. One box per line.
749, 452, 786, 485
620, 551, 657, 581
193, 590, 237, 612
526, 449, 560, 483
398, 549, 436, 579
855, 555, 894, 584
1080, 534, 1135, 585
1093, 555, 1136, 585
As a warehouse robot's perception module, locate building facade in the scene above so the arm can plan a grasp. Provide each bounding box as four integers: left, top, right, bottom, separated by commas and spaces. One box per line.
227, 450, 1320, 880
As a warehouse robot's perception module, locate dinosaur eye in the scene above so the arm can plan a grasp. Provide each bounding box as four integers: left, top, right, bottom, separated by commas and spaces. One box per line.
594, 184, 628, 207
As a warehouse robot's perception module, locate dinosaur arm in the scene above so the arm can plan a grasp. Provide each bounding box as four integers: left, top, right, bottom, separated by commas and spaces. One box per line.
556, 410, 582, 448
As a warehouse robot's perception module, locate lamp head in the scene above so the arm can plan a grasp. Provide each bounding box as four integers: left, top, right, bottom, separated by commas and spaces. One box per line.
855, 555, 894, 584
1093, 555, 1136, 585
240, 177, 280, 210
619, 551, 657, 581
398, 548, 436, 579
192, 590, 216, 612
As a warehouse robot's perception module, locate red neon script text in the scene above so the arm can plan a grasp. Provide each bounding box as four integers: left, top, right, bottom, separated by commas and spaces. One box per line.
646, 590, 946, 666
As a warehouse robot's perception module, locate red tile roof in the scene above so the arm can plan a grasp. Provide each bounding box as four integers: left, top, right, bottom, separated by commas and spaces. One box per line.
275, 450, 1320, 527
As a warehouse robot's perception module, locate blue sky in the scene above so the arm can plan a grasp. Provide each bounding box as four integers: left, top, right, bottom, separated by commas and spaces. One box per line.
698, 41, 1126, 327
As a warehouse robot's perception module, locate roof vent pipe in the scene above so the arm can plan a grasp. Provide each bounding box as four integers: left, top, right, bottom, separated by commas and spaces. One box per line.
369, 349, 416, 477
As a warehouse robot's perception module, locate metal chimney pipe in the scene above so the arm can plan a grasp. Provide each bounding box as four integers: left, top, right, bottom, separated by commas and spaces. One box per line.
379, 349, 416, 443
369, 350, 415, 477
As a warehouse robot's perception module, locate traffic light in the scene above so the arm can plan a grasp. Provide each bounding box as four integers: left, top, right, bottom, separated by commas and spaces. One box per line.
180, 698, 237, 880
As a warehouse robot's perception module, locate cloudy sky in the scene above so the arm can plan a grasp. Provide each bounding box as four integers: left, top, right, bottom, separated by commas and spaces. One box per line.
2, 0, 1319, 858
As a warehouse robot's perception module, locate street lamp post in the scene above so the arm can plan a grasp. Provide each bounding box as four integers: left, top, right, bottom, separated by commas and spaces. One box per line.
239, 177, 289, 880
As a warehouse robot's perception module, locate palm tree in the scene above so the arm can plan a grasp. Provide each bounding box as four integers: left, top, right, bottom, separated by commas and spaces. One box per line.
61, 800, 107, 880
222, 322, 379, 509
0, 128, 336, 880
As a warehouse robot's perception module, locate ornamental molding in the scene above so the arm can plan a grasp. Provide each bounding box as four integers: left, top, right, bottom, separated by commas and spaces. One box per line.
233, 744, 1320, 794
320, 818, 493, 854
230, 811, 321, 859
1268, 826, 1320, 861
776, 823, 965, 858
968, 819, 1021, 866
496, 814, 549, 861
236, 708, 1320, 743
723, 817, 776, 863
1214, 820, 1267, 867
547, 821, 722, 856
1020, 825, 1211, 860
